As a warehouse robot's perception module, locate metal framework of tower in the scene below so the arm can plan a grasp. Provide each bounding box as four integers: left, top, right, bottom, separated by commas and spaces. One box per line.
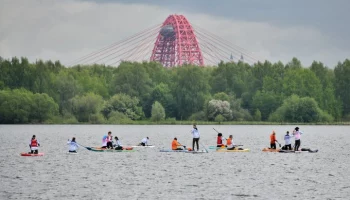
150, 15, 204, 67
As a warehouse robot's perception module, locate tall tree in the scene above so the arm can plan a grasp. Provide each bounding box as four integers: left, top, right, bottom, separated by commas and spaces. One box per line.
334, 59, 350, 117
151, 101, 166, 122
172, 66, 211, 119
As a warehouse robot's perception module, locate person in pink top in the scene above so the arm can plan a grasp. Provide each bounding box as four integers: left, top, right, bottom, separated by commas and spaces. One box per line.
106, 131, 113, 149
293, 127, 302, 151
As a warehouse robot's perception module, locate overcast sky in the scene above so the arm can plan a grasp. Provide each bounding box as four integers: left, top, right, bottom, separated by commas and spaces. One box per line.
0, 0, 349, 67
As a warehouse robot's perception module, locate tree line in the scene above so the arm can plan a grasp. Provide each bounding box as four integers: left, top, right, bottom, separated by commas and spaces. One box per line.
0, 56, 349, 124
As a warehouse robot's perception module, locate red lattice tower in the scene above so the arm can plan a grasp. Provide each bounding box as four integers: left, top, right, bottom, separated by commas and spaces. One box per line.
150, 15, 204, 67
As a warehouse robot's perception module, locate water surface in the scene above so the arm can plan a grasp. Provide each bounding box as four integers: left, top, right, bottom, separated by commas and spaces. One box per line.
0, 125, 349, 200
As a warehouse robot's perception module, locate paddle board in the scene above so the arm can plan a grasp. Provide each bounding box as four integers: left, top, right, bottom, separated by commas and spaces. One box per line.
20, 153, 44, 156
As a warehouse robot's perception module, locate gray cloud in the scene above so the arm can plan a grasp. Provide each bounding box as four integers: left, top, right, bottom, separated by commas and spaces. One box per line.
0, 0, 348, 67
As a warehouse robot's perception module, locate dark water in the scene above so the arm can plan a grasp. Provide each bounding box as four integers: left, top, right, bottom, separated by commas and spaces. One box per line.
0, 125, 350, 200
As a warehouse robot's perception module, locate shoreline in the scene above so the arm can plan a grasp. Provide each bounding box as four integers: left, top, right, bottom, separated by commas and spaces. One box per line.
1, 121, 350, 125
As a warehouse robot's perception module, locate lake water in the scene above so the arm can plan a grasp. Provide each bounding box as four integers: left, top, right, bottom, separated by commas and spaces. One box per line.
0, 125, 350, 200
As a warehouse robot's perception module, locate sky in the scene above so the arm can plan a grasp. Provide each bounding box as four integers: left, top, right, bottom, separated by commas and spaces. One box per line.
0, 0, 349, 67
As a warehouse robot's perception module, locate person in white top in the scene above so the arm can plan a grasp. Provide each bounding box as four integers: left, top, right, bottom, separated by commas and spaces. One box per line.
67, 137, 79, 153
140, 137, 149, 146
191, 124, 200, 151
293, 127, 303, 151
283, 131, 293, 150
113, 136, 123, 150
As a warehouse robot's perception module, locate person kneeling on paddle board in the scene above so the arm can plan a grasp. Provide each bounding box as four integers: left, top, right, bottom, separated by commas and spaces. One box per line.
217, 133, 225, 147
172, 137, 184, 150
283, 131, 293, 150
270, 131, 278, 149
140, 137, 149, 146
191, 124, 200, 151
67, 137, 79, 153
29, 135, 40, 154
113, 136, 123, 150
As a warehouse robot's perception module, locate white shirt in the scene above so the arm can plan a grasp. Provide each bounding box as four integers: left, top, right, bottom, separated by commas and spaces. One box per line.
284, 135, 293, 145
102, 136, 107, 146
67, 141, 79, 151
293, 131, 302, 140
141, 138, 149, 145
227, 139, 235, 149
191, 129, 200, 138
114, 140, 122, 147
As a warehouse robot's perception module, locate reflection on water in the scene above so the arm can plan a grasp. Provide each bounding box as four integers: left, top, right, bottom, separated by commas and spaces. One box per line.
0, 125, 350, 199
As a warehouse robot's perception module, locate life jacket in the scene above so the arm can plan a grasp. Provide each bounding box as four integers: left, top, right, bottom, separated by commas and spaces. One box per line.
217, 136, 223, 145
270, 134, 276, 143
172, 140, 179, 150
31, 139, 38, 147
226, 138, 232, 146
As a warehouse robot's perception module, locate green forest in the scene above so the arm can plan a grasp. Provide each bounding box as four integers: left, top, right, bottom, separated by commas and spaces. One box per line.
0, 56, 350, 124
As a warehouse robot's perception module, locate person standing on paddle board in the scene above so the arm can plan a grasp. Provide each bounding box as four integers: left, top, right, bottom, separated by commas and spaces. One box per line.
293, 127, 302, 151
191, 124, 200, 151
114, 136, 123, 150
67, 137, 79, 153
284, 131, 293, 150
29, 135, 40, 154
217, 133, 225, 147
172, 137, 184, 150
140, 137, 149, 146
106, 131, 113, 149
270, 131, 278, 149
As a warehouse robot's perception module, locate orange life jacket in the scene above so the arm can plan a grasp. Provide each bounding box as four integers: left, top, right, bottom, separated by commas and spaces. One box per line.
31, 139, 38, 147
172, 140, 180, 150
270, 134, 276, 143
226, 138, 232, 146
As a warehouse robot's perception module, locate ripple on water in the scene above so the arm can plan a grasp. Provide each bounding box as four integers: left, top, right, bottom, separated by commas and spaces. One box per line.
1, 125, 350, 199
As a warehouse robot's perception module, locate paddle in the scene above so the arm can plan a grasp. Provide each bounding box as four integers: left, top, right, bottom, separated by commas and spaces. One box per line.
276, 141, 282, 148
76, 143, 92, 150
199, 141, 209, 153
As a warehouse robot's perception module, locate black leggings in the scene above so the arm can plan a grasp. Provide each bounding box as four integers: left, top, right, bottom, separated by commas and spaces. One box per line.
295, 140, 301, 151
193, 138, 199, 150
107, 142, 113, 149
285, 144, 292, 150
30, 150, 38, 154
270, 143, 276, 149
115, 146, 123, 150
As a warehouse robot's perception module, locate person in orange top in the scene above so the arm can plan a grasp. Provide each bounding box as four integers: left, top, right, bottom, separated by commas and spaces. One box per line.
270, 131, 278, 149
226, 135, 235, 150
172, 137, 183, 150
